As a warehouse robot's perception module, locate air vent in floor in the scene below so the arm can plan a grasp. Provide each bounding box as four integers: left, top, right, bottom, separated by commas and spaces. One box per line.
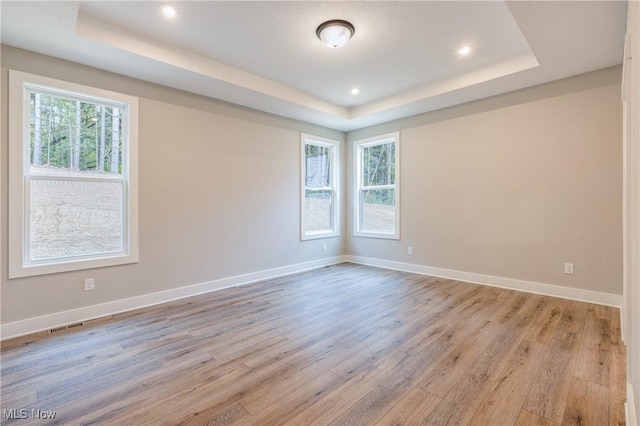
48, 322, 85, 334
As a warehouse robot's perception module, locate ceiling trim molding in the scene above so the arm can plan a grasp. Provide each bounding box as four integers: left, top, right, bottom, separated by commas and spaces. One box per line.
76, 12, 350, 119
75, 10, 541, 124
351, 52, 539, 119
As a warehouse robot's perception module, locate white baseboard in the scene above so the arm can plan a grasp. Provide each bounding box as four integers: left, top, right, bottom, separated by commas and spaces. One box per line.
345, 256, 622, 308
629, 383, 638, 426
0, 256, 348, 340
2, 254, 623, 340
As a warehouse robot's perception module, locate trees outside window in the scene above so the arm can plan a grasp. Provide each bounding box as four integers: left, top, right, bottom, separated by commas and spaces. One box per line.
354, 133, 400, 239
301, 134, 340, 240
9, 71, 139, 278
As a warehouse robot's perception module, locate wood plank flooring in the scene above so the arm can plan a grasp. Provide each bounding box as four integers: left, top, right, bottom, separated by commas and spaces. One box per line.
0, 264, 626, 425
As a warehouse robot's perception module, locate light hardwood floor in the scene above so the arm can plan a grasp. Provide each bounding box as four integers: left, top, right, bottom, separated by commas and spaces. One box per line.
0, 264, 626, 425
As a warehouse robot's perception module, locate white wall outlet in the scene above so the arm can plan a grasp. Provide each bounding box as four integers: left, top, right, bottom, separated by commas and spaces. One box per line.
408, 247, 413, 255
84, 278, 95, 291
322, 243, 327, 251
564, 263, 574, 275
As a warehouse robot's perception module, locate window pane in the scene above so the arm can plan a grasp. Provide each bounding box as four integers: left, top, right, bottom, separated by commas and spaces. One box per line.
305, 144, 331, 187
362, 142, 395, 186
361, 188, 395, 232
304, 189, 333, 232
29, 179, 124, 261
29, 92, 123, 175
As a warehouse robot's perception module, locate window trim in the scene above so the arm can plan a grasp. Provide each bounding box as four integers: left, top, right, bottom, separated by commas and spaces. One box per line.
8, 70, 139, 278
354, 132, 400, 240
300, 134, 340, 240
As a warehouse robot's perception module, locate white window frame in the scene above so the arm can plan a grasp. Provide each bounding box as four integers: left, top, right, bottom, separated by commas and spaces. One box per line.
301, 134, 340, 240
354, 132, 400, 239
8, 70, 139, 278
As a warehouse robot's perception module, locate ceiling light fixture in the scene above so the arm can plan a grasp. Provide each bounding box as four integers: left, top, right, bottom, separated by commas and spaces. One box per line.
351, 88, 360, 95
457, 46, 471, 56
161, 5, 176, 18
316, 20, 355, 48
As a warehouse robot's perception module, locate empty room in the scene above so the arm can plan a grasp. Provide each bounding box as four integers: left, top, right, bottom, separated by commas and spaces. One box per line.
1, 1, 639, 425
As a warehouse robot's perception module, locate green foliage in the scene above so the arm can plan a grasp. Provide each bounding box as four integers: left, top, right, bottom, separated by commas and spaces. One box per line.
362, 142, 395, 186
29, 92, 122, 173
305, 189, 331, 200
362, 189, 395, 206
305, 143, 331, 187
362, 142, 395, 205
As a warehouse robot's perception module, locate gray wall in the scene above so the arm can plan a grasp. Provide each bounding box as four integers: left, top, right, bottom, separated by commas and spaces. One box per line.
0, 46, 624, 333
347, 67, 622, 295
624, 0, 640, 419
1, 46, 345, 324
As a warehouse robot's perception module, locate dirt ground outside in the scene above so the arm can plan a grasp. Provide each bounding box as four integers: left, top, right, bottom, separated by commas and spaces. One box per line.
29, 179, 123, 260
30, 185, 394, 260
304, 197, 395, 233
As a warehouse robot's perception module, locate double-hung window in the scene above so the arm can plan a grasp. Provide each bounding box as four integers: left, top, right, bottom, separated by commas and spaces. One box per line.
354, 132, 400, 239
301, 134, 340, 240
8, 71, 139, 278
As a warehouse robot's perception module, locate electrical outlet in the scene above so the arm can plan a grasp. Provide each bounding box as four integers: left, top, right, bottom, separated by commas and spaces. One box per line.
84, 278, 95, 291
564, 263, 574, 275
408, 247, 413, 255
322, 243, 327, 251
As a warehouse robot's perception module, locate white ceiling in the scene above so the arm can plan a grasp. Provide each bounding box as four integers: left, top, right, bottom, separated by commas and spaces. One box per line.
0, 1, 627, 131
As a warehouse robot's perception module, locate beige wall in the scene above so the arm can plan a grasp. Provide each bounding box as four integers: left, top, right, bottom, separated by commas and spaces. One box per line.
0, 46, 624, 335
623, 0, 640, 419
347, 67, 623, 295
1, 46, 345, 324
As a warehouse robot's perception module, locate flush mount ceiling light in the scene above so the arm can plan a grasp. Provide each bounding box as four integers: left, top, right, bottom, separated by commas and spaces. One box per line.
316, 20, 355, 48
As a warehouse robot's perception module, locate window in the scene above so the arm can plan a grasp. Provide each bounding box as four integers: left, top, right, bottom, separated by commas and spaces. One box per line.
354, 132, 400, 239
8, 70, 139, 278
301, 134, 340, 240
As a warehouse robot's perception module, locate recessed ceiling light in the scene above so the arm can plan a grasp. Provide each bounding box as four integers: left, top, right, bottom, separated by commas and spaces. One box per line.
316, 20, 355, 48
161, 5, 176, 18
351, 88, 360, 95
457, 46, 472, 56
